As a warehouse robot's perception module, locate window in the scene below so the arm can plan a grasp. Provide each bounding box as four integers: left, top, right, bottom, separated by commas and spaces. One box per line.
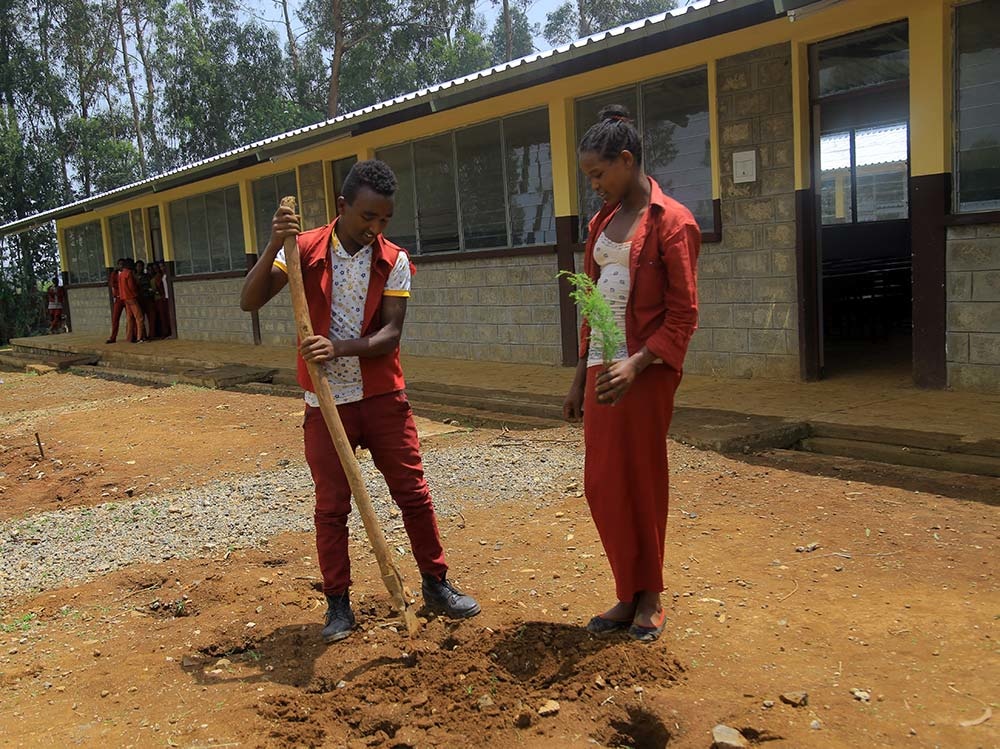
376, 108, 554, 253
575, 68, 713, 236
64, 221, 105, 284
331, 156, 357, 200
815, 24, 908, 98
107, 213, 134, 260
504, 110, 556, 245
169, 186, 246, 275
955, 0, 1000, 212
378, 145, 418, 249
456, 121, 507, 250
252, 171, 297, 253
820, 122, 909, 225
414, 133, 460, 253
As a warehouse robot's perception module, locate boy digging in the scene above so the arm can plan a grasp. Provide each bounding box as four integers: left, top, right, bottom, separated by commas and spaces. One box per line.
240, 160, 480, 643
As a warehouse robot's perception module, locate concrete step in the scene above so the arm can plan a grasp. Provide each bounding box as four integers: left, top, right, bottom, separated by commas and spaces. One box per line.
409, 401, 564, 431
0, 349, 99, 372
798, 436, 1000, 478
810, 421, 1000, 459
405, 382, 563, 421
67, 364, 177, 387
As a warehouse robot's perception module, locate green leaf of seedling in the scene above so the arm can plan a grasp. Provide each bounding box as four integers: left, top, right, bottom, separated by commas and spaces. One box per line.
558, 271, 624, 366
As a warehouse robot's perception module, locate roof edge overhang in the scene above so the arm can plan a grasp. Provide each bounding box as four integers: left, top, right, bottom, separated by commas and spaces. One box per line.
1, 0, 780, 238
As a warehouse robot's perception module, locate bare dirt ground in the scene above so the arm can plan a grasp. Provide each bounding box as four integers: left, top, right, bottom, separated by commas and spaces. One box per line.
0, 370, 997, 749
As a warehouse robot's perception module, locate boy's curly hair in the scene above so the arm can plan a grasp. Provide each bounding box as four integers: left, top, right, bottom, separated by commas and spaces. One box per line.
342, 159, 398, 203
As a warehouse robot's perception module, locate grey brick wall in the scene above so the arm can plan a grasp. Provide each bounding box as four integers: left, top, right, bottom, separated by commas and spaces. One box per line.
172, 276, 255, 343
258, 286, 297, 346
299, 161, 328, 230
686, 43, 799, 381
407, 253, 562, 364
946, 224, 1000, 393
67, 286, 111, 334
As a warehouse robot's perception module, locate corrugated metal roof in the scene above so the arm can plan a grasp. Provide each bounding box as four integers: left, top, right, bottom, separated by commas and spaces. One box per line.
821, 123, 908, 171
1, 0, 770, 237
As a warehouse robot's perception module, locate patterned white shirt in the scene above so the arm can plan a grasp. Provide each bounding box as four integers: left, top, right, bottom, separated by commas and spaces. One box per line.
274, 231, 411, 405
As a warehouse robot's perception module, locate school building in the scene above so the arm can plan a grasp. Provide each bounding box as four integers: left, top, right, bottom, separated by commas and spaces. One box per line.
3, 0, 999, 393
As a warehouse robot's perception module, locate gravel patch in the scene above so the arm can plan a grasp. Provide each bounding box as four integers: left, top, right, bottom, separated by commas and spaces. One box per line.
0, 437, 584, 599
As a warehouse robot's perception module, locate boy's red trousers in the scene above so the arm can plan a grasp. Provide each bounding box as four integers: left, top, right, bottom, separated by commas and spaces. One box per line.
303, 390, 448, 595
583, 364, 681, 602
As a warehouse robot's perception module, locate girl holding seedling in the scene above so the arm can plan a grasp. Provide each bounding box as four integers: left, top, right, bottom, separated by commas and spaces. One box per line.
562, 105, 699, 642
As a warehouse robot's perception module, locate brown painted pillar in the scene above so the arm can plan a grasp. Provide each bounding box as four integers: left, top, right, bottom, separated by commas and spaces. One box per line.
245, 253, 261, 345
910, 173, 949, 389
555, 215, 580, 366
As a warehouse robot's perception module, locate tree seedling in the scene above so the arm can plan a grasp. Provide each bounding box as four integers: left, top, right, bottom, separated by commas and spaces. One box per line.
558, 271, 624, 367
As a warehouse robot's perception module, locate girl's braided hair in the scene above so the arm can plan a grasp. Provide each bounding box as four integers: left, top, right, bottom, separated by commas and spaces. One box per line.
578, 104, 642, 167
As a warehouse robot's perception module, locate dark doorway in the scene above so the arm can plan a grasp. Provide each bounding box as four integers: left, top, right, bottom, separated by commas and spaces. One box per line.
810, 23, 911, 379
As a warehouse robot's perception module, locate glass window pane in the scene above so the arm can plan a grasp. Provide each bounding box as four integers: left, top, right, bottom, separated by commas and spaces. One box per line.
90, 223, 104, 281
820, 131, 853, 225
376, 145, 417, 251
332, 156, 357, 199
253, 173, 280, 254
855, 122, 908, 222
169, 200, 192, 275
505, 109, 555, 245
956, 0, 1000, 212
225, 186, 246, 270
187, 197, 211, 274
816, 23, 909, 98
456, 121, 508, 249
575, 86, 637, 238
108, 213, 133, 259
414, 134, 459, 253
276, 172, 298, 206
65, 220, 104, 283
205, 190, 230, 272
130, 209, 146, 260
642, 68, 713, 231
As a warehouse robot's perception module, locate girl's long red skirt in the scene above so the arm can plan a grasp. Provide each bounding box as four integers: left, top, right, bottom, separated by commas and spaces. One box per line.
583, 363, 681, 602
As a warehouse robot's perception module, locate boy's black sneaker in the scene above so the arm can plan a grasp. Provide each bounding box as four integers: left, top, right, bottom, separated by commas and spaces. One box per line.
321, 591, 356, 643
421, 573, 481, 619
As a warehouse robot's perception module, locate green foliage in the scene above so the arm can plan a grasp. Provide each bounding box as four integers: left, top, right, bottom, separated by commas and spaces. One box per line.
544, 0, 678, 46
559, 271, 624, 365
488, 0, 536, 64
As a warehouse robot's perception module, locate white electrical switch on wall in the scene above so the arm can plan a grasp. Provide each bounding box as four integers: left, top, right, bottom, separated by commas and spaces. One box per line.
733, 150, 757, 183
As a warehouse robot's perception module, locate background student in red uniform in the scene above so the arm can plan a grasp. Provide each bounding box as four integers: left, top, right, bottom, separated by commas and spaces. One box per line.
240, 160, 480, 644
152, 262, 171, 337
563, 106, 699, 643
135, 260, 159, 339
118, 258, 147, 343
46, 276, 65, 333
106, 258, 127, 343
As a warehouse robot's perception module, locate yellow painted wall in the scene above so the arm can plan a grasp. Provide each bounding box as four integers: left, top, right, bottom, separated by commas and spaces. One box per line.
56, 0, 958, 251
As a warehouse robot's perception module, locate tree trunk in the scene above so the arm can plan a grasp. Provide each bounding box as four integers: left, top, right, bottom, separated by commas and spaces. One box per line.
326, 0, 345, 118
503, 0, 512, 60
577, 0, 591, 37
281, 0, 304, 106
131, 0, 160, 156
116, 0, 147, 175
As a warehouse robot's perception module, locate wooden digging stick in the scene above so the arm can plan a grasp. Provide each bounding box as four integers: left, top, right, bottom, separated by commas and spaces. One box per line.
279, 196, 421, 636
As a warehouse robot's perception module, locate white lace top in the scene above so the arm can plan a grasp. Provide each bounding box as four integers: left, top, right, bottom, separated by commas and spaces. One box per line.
587, 232, 632, 366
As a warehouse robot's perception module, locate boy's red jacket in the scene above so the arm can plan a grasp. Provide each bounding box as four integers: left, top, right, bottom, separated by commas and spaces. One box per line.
293, 219, 408, 398
579, 176, 700, 372
118, 269, 139, 301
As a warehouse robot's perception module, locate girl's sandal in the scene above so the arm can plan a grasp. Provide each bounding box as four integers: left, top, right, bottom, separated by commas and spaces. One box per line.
627, 609, 667, 643
586, 615, 632, 635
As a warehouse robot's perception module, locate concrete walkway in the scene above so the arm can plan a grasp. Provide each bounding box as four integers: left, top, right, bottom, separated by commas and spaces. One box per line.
11, 332, 1000, 444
